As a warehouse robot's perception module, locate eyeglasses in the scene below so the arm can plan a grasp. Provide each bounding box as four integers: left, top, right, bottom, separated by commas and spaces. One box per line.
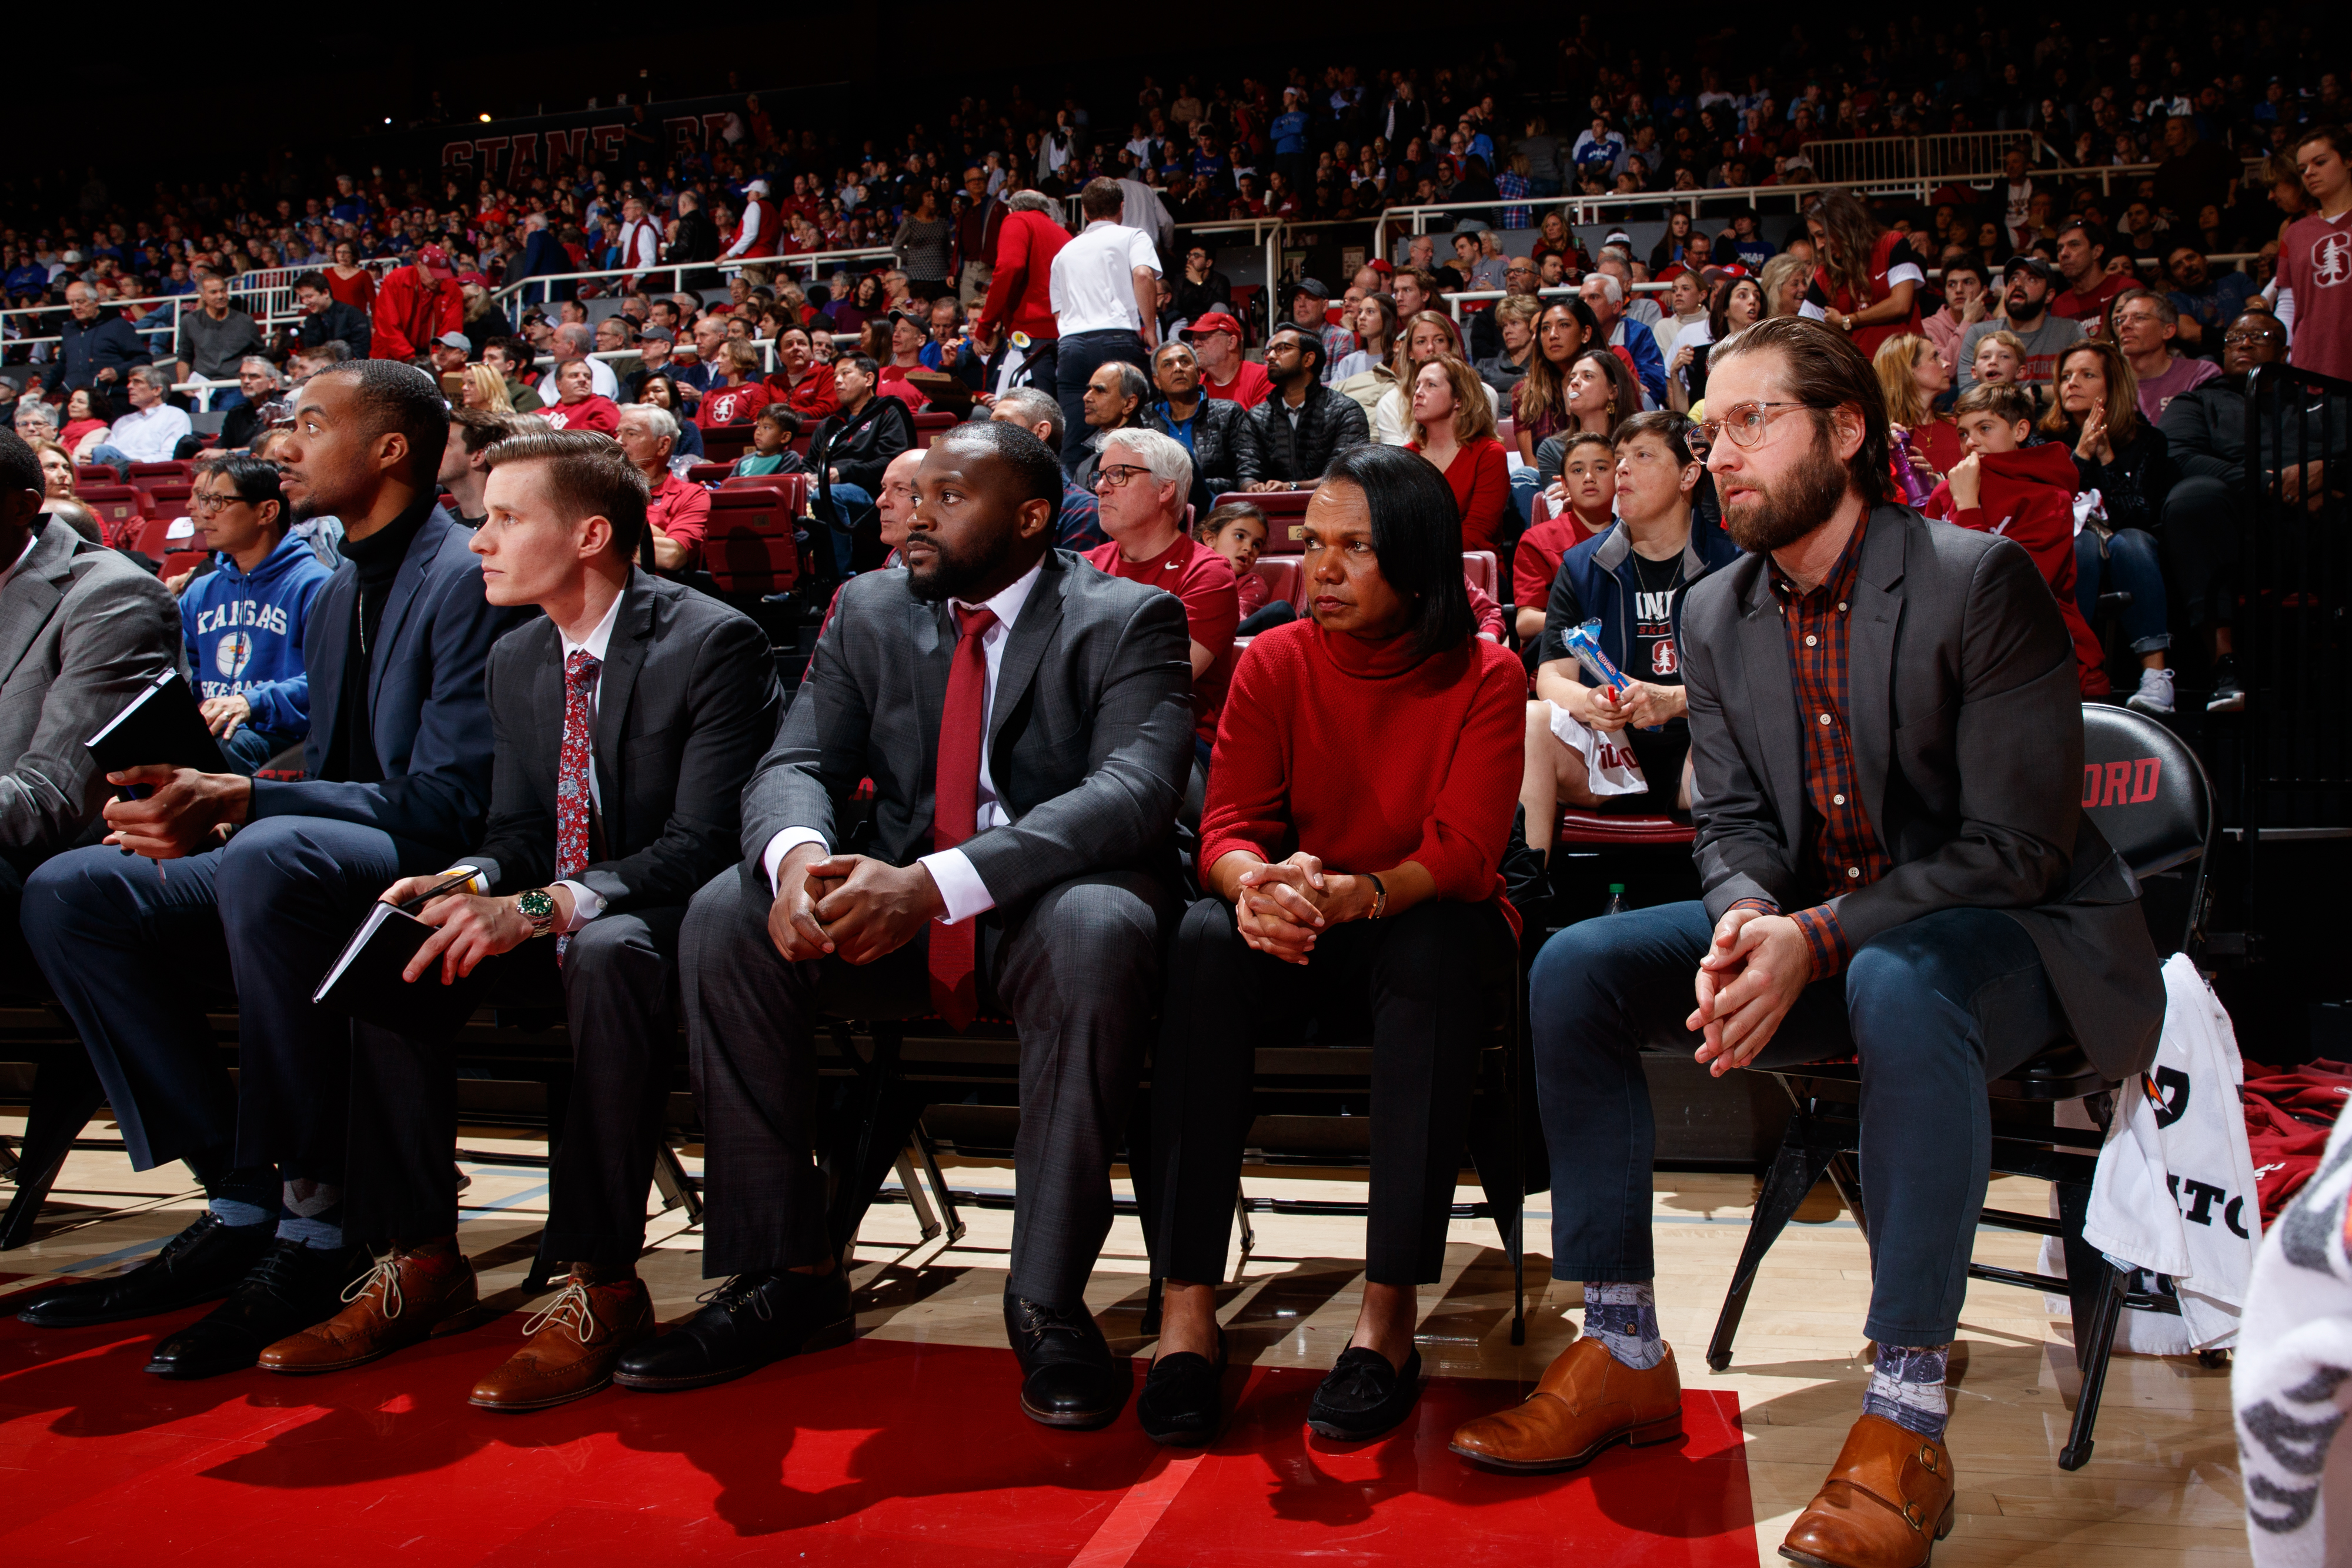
1094, 463, 1152, 491
1695, 400, 1820, 449
2222, 330, 2280, 347
189, 490, 242, 516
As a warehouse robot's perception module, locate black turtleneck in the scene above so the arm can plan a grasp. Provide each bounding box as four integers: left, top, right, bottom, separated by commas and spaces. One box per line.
322, 493, 435, 784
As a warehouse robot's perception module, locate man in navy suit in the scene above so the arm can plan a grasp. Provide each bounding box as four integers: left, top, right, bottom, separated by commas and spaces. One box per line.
18, 362, 526, 1378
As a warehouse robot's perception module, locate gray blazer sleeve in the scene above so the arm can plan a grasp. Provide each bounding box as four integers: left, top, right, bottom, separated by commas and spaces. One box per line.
959, 589, 1193, 911
738, 602, 871, 863
1684, 588, 1808, 917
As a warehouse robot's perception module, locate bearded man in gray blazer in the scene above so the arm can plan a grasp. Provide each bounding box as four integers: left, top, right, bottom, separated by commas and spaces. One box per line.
617, 420, 1195, 1430
1452, 320, 2164, 1568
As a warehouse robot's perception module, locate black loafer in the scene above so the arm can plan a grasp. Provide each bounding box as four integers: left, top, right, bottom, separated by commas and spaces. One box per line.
1307, 1346, 1423, 1440
1137, 1334, 1228, 1447
613, 1268, 853, 1393
18, 1213, 273, 1329
146, 1239, 370, 1380
1005, 1293, 1129, 1430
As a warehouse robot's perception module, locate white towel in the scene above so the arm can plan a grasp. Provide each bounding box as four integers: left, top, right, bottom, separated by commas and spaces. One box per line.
1545, 701, 1647, 797
2236, 1104, 2352, 1566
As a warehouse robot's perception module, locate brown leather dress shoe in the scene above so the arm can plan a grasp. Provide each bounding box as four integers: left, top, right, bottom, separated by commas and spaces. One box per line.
258, 1243, 477, 1375
470, 1272, 654, 1412
1449, 1337, 1683, 1472
1779, 1413, 1957, 1568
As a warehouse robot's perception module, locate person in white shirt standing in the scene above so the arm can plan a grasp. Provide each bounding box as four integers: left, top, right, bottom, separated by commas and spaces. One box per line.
1048, 179, 1161, 474
614, 198, 663, 290
89, 365, 191, 469
720, 179, 777, 279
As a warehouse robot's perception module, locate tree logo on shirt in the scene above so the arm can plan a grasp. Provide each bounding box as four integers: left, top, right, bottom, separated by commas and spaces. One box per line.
1651, 637, 1679, 675
216, 630, 253, 681
2316, 229, 2352, 290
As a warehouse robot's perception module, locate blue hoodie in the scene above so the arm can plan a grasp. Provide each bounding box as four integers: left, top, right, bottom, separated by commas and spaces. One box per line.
180, 531, 333, 737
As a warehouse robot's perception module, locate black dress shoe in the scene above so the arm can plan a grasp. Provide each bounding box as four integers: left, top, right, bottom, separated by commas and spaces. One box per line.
1137, 1332, 1228, 1446
1005, 1293, 1129, 1430
146, 1239, 370, 1380
18, 1213, 273, 1329
612, 1268, 853, 1393
1306, 1346, 1424, 1440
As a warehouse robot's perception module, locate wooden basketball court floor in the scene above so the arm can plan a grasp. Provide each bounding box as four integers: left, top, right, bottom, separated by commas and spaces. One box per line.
0, 1119, 2250, 1566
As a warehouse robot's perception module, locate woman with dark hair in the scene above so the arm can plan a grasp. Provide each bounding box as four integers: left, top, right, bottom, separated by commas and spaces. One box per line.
325, 240, 376, 312
635, 372, 704, 459
1668, 274, 1763, 412
1801, 190, 1926, 357
830, 273, 884, 335
1563, 348, 1638, 438
1509, 297, 1599, 464
1141, 443, 1524, 1449
1648, 211, 1695, 274
891, 189, 953, 299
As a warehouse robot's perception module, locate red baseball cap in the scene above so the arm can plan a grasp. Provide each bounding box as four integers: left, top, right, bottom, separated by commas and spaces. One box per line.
1181, 310, 1245, 342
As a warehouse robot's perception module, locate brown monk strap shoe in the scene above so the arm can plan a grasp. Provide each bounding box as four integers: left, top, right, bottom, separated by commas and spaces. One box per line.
1779, 1413, 1957, 1568
1449, 1336, 1683, 1472
257, 1241, 477, 1375
470, 1271, 654, 1412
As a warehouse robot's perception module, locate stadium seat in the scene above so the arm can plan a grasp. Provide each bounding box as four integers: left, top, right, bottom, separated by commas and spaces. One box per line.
1215, 489, 1312, 554
75, 464, 121, 487
142, 480, 193, 520
701, 424, 753, 465
131, 513, 200, 563
911, 410, 958, 449
687, 463, 733, 484
1495, 417, 1516, 449
1463, 549, 1499, 601
704, 481, 802, 596
126, 460, 193, 495
79, 484, 148, 541
1251, 557, 1302, 611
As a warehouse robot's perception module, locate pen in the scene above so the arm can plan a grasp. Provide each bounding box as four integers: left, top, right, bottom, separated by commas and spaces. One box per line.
395, 870, 481, 913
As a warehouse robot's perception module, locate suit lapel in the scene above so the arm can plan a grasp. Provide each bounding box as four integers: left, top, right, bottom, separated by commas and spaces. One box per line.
986, 556, 1065, 761
1733, 566, 1806, 851
0, 527, 77, 693
910, 592, 952, 782
1847, 511, 1908, 853
590, 576, 656, 850
305, 566, 356, 771
369, 507, 450, 711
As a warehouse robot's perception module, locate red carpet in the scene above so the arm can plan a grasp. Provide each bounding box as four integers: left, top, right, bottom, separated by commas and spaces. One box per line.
0, 1299, 1756, 1566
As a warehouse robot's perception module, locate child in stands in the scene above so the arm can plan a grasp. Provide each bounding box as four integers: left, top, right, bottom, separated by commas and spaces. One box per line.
732, 407, 807, 479
1200, 501, 1291, 633
1923, 382, 2109, 696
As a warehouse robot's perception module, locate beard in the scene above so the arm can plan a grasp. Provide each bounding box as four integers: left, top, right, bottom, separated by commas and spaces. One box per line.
1721, 433, 1853, 555
905, 525, 1017, 604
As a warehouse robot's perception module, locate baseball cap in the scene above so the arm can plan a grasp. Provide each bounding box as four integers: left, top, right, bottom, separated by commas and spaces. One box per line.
1181, 310, 1245, 342
417, 244, 453, 279
1289, 278, 1331, 300
744, 179, 771, 196
456, 271, 489, 288
1603, 229, 1633, 249
2003, 255, 2058, 280
887, 307, 930, 332
640, 323, 676, 343
433, 331, 472, 352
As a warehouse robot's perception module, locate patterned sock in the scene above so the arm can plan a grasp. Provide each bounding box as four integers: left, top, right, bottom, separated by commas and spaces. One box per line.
1863, 1343, 1952, 1441
276, 1176, 345, 1251
1582, 1280, 1664, 1370
200, 1162, 279, 1230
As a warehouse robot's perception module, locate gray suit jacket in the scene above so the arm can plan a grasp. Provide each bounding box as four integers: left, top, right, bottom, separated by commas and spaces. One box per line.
1680, 504, 2164, 1080
742, 549, 1194, 913
471, 571, 780, 910
0, 519, 181, 870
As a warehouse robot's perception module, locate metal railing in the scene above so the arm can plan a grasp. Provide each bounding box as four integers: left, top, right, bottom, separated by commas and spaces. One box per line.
1798, 132, 2048, 184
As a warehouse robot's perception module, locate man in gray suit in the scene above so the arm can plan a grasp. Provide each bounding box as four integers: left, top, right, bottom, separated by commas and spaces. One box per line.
244, 431, 780, 1412
19, 363, 526, 1379
617, 422, 1194, 1430
0, 432, 181, 988
1452, 320, 2164, 1568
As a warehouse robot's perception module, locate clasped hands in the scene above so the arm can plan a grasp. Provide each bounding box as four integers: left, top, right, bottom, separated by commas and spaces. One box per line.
1228, 852, 1377, 965
1688, 905, 1813, 1077
766, 841, 945, 964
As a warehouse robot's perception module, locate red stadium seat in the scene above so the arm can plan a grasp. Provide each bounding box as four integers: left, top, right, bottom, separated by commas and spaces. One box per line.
701, 424, 753, 465
1556, 807, 1693, 846
911, 411, 958, 449
80, 484, 148, 544
143, 481, 194, 520
1495, 417, 1516, 450
720, 472, 807, 516
687, 463, 733, 484
1463, 549, 1499, 601
790, 432, 814, 458
76, 464, 121, 487
1215, 489, 1312, 554
704, 483, 801, 596
1251, 558, 1302, 611
127, 460, 194, 492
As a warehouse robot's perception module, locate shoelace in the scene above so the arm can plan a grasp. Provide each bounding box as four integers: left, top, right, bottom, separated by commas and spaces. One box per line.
238, 1241, 317, 1305
697, 1275, 774, 1322
157, 1213, 222, 1264
1013, 1299, 1091, 1343
342, 1254, 407, 1319
522, 1278, 601, 1345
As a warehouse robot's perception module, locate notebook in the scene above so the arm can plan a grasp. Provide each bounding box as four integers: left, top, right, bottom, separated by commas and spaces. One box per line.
312, 902, 482, 1032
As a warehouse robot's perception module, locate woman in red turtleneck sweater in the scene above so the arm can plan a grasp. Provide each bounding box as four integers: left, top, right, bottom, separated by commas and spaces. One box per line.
1404, 356, 1512, 551
1138, 444, 1524, 1450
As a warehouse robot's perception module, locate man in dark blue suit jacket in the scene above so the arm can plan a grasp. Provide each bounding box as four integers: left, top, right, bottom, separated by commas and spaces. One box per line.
18, 363, 527, 1378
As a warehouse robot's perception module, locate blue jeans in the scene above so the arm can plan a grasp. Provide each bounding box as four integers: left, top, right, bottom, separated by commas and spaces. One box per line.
86, 443, 143, 470
1509, 467, 1542, 534
2074, 527, 2171, 654
217, 726, 302, 777
1529, 901, 2064, 1346
811, 482, 874, 579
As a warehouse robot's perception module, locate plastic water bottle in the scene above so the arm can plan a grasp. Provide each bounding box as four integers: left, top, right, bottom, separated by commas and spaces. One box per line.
1601, 883, 1628, 917
1890, 429, 1935, 509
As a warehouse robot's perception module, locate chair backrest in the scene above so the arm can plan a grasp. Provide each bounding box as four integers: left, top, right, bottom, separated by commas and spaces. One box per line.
686, 463, 732, 484
1216, 488, 1313, 554
1463, 549, 1499, 601
80, 484, 144, 532
126, 460, 192, 484
143, 480, 193, 516
720, 473, 807, 514
132, 513, 200, 561
1528, 489, 1553, 529
704, 484, 801, 595
1496, 416, 1516, 450
2080, 703, 2213, 957
1252, 558, 1302, 611
76, 464, 121, 487
911, 410, 958, 449
701, 424, 753, 464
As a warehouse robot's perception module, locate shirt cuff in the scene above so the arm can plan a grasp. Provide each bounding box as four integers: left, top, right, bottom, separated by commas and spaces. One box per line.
762, 827, 828, 895
1726, 897, 1779, 917
917, 847, 995, 925
552, 879, 605, 932
1789, 904, 1849, 981
442, 865, 489, 894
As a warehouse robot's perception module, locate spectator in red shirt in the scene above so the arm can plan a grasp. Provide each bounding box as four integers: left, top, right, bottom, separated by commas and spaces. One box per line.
324, 242, 376, 313
2049, 220, 2134, 325
1084, 426, 1238, 765
540, 359, 620, 434
1184, 311, 1272, 408
372, 254, 465, 363
973, 190, 1070, 372
876, 310, 933, 411
1515, 431, 1617, 641
617, 403, 711, 574
1404, 356, 1510, 550
695, 340, 771, 430
1145, 443, 1523, 1447
760, 325, 839, 429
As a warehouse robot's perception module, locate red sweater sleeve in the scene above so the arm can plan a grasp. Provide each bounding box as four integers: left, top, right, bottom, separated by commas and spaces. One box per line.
1458, 439, 1510, 551
1513, 533, 1555, 608
1199, 638, 1294, 872
975, 217, 1030, 337
1406, 647, 1526, 901
1466, 581, 1505, 640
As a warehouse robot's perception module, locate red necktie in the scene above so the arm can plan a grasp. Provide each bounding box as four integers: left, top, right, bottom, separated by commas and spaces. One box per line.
928, 604, 997, 1028
554, 649, 600, 961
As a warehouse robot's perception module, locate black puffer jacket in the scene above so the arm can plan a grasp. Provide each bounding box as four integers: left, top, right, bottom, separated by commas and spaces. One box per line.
1150, 394, 1260, 512
1245, 382, 1372, 486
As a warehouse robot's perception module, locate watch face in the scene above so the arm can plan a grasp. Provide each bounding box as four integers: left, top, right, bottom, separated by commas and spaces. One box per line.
519, 890, 554, 920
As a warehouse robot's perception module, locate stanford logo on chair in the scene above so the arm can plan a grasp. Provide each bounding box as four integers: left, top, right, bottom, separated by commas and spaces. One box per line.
2084, 757, 2161, 808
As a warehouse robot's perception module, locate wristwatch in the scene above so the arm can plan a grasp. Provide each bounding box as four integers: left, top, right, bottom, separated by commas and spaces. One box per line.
517, 888, 559, 939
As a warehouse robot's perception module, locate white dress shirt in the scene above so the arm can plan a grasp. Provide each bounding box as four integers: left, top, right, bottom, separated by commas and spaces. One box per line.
763, 557, 1043, 928
1048, 220, 1162, 338
617, 216, 662, 275
106, 402, 191, 463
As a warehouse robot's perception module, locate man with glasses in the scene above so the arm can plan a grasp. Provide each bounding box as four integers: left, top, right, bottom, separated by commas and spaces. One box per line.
88, 365, 191, 469
179, 454, 332, 775
1469, 256, 1543, 361
1459, 320, 2161, 1568
1082, 427, 1238, 774
1245, 323, 1369, 490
